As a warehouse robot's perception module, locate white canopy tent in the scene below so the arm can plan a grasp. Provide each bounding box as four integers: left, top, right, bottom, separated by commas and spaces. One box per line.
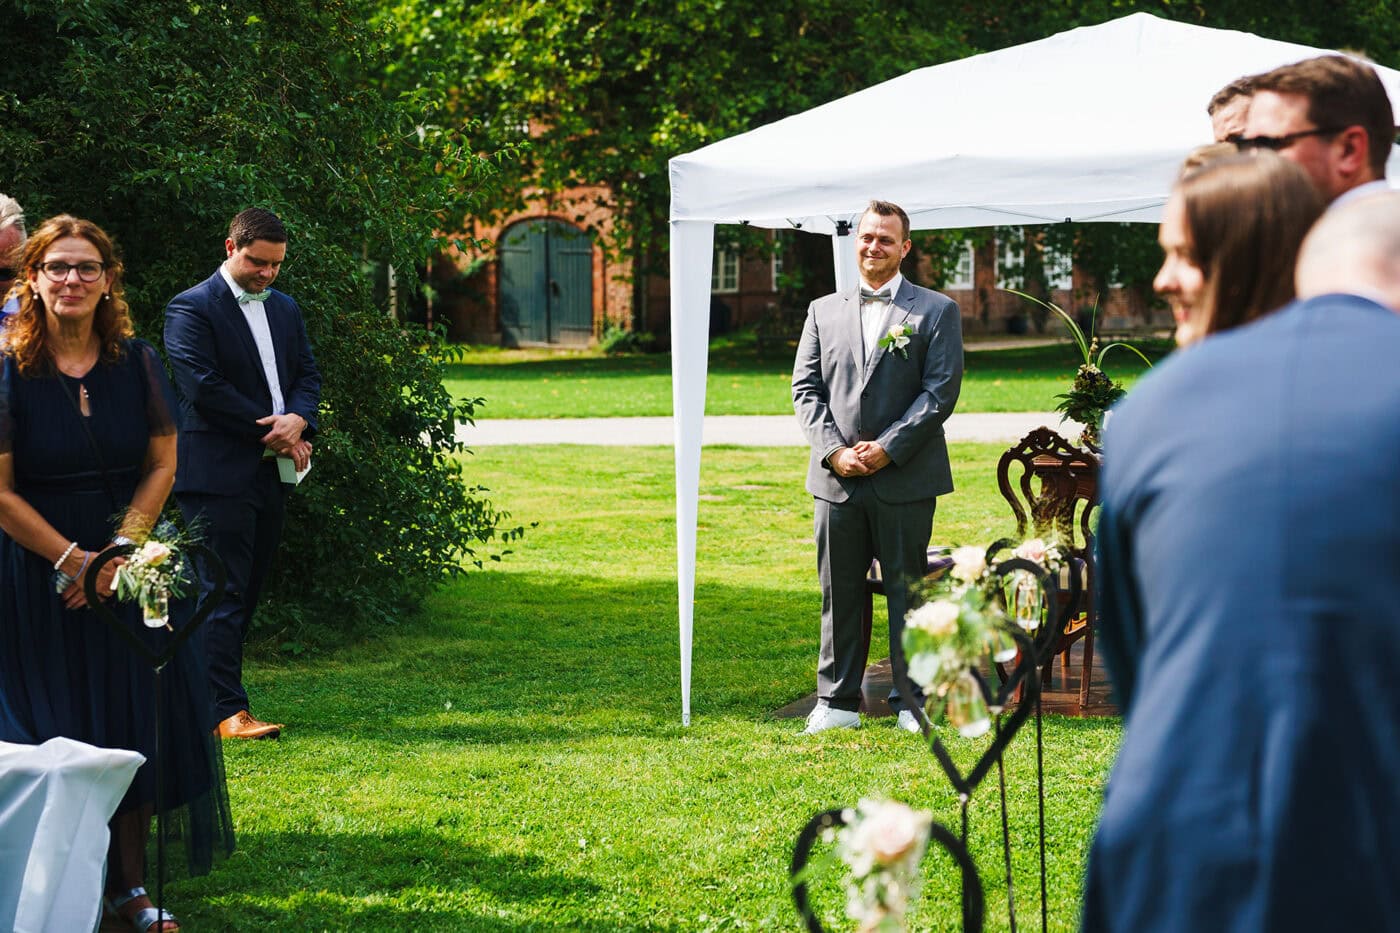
666, 11, 1400, 723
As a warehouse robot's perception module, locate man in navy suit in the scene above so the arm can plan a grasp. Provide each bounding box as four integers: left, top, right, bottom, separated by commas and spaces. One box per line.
165, 208, 321, 740
1083, 191, 1400, 931
792, 200, 963, 735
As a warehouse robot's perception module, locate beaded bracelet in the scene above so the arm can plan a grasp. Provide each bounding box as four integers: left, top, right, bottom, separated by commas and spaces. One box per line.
54, 541, 78, 572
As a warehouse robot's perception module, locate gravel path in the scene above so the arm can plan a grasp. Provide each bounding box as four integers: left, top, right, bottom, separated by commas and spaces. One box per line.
457, 412, 1079, 447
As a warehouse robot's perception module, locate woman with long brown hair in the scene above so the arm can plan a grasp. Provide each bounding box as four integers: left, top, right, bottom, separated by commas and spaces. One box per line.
1154, 150, 1326, 347
0, 216, 232, 931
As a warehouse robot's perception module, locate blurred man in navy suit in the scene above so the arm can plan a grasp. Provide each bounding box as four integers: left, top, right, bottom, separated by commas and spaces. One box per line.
165, 208, 320, 740
1084, 191, 1400, 931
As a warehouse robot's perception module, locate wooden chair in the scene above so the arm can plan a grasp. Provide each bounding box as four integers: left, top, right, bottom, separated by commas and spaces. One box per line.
996, 426, 1100, 710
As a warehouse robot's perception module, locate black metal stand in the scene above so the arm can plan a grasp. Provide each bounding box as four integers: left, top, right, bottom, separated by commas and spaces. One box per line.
791, 557, 1069, 931
86, 543, 224, 925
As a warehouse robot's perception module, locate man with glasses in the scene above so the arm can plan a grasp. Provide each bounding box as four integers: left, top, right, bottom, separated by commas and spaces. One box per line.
1237, 55, 1395, 205
0, 194, 27, 317
165, 207, 321, 741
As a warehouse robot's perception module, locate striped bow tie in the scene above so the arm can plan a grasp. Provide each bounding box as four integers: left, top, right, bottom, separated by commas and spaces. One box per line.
859, 287, 891, 302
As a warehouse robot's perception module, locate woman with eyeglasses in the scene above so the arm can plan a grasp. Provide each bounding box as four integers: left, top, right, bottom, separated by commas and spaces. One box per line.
0, 216, 232, 932
1154, 150, 1326, 347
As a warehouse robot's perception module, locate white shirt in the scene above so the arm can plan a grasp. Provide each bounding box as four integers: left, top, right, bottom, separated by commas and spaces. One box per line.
219, 264, 285, 415
860, 271, 903, 361
1330, 178, 1396, 210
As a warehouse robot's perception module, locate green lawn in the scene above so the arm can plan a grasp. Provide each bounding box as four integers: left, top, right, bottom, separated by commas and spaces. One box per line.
169, 443, 1119, 930
443, 337, 1172, 419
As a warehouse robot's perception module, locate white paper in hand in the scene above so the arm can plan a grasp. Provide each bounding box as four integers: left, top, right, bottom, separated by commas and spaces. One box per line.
277, 455, 312, 485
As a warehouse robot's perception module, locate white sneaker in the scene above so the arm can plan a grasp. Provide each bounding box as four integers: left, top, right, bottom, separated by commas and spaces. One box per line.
896, 709, 923, 734
802, 703, 861, 734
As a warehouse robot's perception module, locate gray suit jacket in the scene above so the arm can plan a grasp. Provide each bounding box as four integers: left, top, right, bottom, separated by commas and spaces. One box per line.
792, 279, 962, 503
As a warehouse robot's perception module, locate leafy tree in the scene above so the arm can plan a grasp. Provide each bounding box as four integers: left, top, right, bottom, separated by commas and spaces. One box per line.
380, 0, 1397, 328
0, 0, 527, 643
377, 0, 972, 322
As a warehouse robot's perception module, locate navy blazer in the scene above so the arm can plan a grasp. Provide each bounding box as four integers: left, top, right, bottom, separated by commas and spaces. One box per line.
1083, 294, 1400, 932
165, 271, 321, 496
792, 280, 963, 504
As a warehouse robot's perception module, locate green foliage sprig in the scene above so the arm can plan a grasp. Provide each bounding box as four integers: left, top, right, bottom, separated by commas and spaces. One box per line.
1005, 289, 1152, 443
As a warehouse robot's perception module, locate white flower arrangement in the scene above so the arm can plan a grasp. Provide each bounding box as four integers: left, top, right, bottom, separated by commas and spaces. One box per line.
113, 523, 193, 630
1006, 538, 1065, 632
823, 798, 932, 932
877, 323, 915, 359
900, 537, 1064, 737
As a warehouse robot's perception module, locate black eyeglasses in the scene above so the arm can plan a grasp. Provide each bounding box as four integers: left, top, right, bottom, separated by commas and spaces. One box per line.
1229, 125, 1348, 151
37, 261, 107, 283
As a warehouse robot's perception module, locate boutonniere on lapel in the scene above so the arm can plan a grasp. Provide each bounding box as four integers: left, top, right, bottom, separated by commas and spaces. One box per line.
878, 323, 915, 359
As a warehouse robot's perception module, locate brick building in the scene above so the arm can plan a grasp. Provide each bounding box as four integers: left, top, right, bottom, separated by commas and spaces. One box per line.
432, 214, 1161, 346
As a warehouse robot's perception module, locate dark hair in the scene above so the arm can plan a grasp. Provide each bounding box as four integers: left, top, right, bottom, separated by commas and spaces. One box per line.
1176, 153, 1325, 335
228, 207, 288, 248
1250, 55, 1395, 178
1207, 77, 1254, 117
5, 215, 133, 376
861, 200, 911, 241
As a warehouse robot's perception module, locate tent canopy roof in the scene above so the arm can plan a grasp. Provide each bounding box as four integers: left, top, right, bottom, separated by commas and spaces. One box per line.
668, 13, 1400, 234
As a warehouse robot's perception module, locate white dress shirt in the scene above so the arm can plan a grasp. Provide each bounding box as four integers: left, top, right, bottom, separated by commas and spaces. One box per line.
220, 264, 285, 415
1330, 178, 1396, 210
860, 271, 903, 361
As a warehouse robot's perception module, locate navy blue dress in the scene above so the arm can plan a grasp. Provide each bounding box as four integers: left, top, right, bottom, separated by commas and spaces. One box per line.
0, 339, 234, 880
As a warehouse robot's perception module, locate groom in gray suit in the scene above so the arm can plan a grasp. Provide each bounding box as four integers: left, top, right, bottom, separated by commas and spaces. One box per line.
793, 200, 963, 734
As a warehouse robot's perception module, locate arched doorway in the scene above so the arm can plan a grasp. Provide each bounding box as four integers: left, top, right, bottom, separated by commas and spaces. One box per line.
498, 218, 594, 346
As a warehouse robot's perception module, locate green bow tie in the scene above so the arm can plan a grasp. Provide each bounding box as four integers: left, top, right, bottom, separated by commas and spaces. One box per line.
239, 290, 271, 303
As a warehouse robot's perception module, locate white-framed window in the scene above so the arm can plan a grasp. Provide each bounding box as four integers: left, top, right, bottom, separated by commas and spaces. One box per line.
712, 249, 739, 293
1045, 245, 1073, 290
995, 239, 1017, 289
946, 242, 974, 289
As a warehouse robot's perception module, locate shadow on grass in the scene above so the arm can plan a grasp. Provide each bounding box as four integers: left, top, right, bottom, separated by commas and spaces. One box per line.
250, 571, 821, 742
174, 829, 687, 931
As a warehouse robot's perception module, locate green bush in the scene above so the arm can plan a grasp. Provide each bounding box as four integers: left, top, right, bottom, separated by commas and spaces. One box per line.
0, 0, 527, 642
599, 324, 657, 355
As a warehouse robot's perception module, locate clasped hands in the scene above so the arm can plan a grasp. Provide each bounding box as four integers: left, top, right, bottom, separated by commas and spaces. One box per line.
59, 545, 124, 611
258, 412, 312, 472
830, 441, 891, 477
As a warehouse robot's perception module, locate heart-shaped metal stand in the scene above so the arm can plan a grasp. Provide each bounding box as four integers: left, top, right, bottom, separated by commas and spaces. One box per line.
794, 556, 1077, 932
891, 558, 1068, 798
791, 807, 984, 933
84, 543, 225, 928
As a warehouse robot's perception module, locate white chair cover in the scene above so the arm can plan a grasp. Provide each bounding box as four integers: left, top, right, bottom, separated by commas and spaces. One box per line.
0, 737, 144, 933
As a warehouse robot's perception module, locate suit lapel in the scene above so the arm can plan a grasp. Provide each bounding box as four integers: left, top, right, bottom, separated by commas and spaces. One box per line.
836, 289, 864, 376
863, 281, 916, 384
214, 275, 274, 401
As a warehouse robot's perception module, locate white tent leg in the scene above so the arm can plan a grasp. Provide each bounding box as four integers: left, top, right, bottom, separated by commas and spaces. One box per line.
669, 220, 714, 726
832, 229, 858, 292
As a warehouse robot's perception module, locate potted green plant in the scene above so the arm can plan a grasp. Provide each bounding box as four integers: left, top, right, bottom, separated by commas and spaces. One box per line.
1005, 290, 1152, 448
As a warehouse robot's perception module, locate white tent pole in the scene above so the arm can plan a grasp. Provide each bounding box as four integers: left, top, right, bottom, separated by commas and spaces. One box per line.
669, 219, 714, 726
831, 227, 858, 292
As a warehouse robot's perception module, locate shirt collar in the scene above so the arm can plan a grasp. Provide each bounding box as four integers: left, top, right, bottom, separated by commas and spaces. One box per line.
219, 262, 258, 303
1330, 178, 1395, 210
859, 271, 903, 300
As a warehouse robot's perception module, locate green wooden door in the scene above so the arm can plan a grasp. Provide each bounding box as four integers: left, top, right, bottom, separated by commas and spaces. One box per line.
499, 219, 594, 346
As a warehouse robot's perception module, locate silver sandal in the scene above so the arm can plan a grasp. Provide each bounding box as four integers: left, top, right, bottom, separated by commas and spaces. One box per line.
106, 887, 179, 932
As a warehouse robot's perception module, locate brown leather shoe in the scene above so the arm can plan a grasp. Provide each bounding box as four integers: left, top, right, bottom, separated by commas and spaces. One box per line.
216, 710, 283, 740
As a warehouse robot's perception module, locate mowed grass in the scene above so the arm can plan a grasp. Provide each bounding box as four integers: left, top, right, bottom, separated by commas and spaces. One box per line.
443, 336, 1172, 419
167, 443, 1120, 930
